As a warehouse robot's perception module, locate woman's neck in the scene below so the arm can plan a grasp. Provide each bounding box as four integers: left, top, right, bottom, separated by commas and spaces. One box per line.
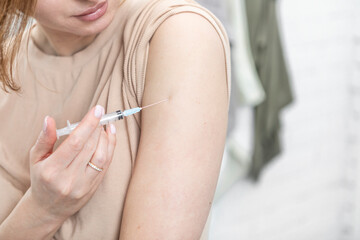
31, 25, 97, 56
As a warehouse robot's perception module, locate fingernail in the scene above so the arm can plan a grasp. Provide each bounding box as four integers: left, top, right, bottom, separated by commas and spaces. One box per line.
110, 124, 116, 134
43, 116, 48, 133
94, 105, 104, 118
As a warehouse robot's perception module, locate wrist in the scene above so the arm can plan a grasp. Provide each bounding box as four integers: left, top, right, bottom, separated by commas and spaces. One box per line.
25, 188, 66, 227
0, 189, 65, 240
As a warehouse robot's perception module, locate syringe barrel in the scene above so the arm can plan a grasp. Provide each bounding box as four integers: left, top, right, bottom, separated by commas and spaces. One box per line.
56, 110, 128, 139
99, 111, 124, 125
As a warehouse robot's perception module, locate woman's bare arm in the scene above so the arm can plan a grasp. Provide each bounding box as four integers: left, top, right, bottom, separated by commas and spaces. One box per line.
120, 13, 228, 239
0, 190, 63, 240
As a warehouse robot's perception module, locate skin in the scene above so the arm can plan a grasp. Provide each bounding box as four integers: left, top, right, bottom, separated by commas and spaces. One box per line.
119, 13, 228, 239
32, 0, 121, 56
0, 0, 229, 239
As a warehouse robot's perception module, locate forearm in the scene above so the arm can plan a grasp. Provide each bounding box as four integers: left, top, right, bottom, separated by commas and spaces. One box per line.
0, 189, 64, 240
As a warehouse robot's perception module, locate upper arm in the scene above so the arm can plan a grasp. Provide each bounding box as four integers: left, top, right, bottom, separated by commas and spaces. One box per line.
120, 13, 229, 239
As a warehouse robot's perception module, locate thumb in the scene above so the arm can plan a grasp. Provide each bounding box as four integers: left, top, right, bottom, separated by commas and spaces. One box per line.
30, 116, 58, 164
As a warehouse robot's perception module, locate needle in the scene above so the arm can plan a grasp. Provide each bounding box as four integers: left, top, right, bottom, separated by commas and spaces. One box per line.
141, 99, 168, 109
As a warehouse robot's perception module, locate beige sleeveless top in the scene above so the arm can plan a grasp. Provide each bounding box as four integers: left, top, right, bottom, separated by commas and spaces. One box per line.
0, 0, 231, 239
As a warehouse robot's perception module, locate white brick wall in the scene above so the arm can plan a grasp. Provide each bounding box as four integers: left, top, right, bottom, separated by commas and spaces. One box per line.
209, 0, 360, 239
351, 1, 360, 238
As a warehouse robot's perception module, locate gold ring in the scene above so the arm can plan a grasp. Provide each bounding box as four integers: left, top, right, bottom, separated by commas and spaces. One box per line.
88, 161, 103, 172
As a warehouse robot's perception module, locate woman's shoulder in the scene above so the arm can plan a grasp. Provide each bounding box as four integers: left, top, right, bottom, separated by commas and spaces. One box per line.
120, 0, 231, 105
121, 0, 230, 58
122, 0, 226, 35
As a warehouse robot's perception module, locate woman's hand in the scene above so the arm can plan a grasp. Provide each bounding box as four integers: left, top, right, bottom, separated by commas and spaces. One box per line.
29, 105, 117, 222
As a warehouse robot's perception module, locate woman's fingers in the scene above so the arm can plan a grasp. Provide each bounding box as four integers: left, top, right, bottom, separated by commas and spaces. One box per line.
51, 105, 105, 168
68, 126, 102, 170
86, 129, 108, 176
86, 124, 116, 188
86, 124, 117, 179
106, 124, 117, 168
30, 116, 58, 165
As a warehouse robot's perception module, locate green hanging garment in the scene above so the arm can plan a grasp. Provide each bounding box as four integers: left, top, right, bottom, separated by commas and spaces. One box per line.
245, 0, 294, 180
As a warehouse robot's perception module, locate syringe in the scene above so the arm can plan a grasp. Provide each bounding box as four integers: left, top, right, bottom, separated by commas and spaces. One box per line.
56, 99, 168, 139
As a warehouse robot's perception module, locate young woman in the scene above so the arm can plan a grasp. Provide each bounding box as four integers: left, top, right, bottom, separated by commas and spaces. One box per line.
0, 0, 230, 239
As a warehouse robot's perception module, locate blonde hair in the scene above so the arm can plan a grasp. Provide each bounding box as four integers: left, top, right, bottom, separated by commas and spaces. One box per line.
0, 0, 37, 93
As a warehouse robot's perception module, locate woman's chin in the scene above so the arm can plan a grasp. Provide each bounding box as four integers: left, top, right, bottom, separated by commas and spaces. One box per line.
73, 16, 114, 36
69, 6, 116, 36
